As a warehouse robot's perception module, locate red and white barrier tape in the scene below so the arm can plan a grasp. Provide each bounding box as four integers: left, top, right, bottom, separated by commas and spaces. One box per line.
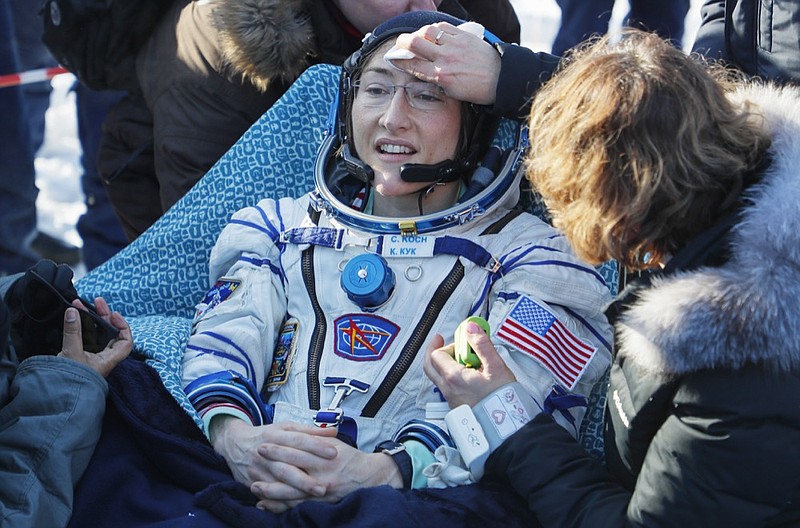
0, 66, 70, 89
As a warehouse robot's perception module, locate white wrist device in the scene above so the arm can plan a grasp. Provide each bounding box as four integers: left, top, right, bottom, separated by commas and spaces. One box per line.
444, 382, 538, 479
444, 404, 490, 479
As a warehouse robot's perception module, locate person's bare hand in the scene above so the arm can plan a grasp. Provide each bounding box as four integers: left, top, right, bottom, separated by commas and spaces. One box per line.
389, 22, 501, 105
253, 435, 401, 514
58, 297, 132, 378
424, 321, 516, 408
210, 417, 338, 498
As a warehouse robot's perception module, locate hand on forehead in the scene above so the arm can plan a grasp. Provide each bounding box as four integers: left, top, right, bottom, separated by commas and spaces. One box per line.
383, 21, 500, 106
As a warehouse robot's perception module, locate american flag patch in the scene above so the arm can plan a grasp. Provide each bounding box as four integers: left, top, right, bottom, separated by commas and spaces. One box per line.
496, 296, 595, 390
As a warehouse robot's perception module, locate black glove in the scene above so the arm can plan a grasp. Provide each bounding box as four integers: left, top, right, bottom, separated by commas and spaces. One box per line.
5, 259, 78, 361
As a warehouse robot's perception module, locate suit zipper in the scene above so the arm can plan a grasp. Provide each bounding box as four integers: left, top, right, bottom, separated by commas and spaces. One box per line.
361, 260, 465, 418
303, 208, 511, 413
302, 246, 327, 410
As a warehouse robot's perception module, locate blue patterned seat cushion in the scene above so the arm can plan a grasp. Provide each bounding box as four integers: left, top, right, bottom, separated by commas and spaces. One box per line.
76, 64, 613, 460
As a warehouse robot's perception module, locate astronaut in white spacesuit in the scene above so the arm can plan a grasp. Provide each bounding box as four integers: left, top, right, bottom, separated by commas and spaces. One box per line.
181, 11, 613, 510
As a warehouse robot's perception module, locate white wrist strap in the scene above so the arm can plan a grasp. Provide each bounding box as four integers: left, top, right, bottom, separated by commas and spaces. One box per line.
473, 382, 538, 452
443, 382, 538, 479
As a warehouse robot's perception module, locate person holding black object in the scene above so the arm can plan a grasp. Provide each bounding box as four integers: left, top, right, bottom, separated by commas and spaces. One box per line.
0, 260, 132, 528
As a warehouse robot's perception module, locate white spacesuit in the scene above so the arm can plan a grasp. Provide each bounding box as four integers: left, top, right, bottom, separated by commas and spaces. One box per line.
181, 11, 614, 488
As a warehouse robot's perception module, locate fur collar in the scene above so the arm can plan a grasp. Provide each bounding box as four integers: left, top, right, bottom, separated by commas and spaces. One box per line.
209, 0, 470, 93
212, 0, 317, 92
617, 83, 800, 376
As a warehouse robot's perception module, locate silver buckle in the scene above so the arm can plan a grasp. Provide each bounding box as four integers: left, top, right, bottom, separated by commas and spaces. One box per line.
313, 377, 370, 428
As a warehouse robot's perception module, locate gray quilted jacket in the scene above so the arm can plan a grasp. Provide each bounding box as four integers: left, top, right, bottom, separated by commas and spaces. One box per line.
0, 355, 108, 528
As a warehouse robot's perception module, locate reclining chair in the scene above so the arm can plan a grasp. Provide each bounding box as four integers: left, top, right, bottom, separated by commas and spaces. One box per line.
76, 64, 617, 459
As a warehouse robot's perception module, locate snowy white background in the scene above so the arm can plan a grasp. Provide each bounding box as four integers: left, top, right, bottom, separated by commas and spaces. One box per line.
34, 0, 703, 279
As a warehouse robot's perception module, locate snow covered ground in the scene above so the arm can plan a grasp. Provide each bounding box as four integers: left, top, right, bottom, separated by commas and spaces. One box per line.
34, 0, 703, 279
36, 73, 82, 251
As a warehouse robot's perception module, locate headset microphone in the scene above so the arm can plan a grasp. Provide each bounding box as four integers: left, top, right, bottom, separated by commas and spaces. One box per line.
398, 159, 465, 183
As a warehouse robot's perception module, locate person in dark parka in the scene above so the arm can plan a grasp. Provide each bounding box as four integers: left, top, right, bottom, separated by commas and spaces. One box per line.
98, 0, 523, 241
425, 30, 800, 527
692, 0, 800, 83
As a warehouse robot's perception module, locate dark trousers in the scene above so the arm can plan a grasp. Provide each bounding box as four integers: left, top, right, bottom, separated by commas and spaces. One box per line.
75, 85, 128, 270
552, 0, 691, 55
0, 0, 41, 274
97, 95, 159, 242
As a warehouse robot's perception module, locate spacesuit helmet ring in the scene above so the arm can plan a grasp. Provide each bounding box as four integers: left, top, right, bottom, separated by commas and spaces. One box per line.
313, 11, 527, 235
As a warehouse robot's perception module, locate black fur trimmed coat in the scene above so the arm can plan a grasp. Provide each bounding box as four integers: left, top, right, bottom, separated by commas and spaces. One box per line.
100, 0, 519, 239
484, 83, 800, 527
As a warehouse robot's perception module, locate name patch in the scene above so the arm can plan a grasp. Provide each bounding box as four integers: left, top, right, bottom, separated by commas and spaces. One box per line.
383, 235, 436, 257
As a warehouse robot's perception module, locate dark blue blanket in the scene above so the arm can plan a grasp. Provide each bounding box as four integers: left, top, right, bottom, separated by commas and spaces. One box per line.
69, 359, 533, 527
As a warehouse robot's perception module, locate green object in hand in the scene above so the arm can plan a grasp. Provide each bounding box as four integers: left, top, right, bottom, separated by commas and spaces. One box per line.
454, 316, 490, 368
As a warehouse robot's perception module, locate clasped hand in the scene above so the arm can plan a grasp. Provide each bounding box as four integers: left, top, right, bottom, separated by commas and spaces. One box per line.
210, 416, 402, 514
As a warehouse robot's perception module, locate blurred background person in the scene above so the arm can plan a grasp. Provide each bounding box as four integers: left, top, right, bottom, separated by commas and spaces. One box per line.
0, 0, 81, 275
692, 0, 800, 83
74, 85, 128, 271
1, 0, 128, 276
551, 0, 690, 55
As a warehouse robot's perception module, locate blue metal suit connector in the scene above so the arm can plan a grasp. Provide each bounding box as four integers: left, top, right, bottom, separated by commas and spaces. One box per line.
340, 253, 395, 310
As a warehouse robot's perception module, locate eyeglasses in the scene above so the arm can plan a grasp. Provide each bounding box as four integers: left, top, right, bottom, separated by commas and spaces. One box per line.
353, 80, 449, 111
